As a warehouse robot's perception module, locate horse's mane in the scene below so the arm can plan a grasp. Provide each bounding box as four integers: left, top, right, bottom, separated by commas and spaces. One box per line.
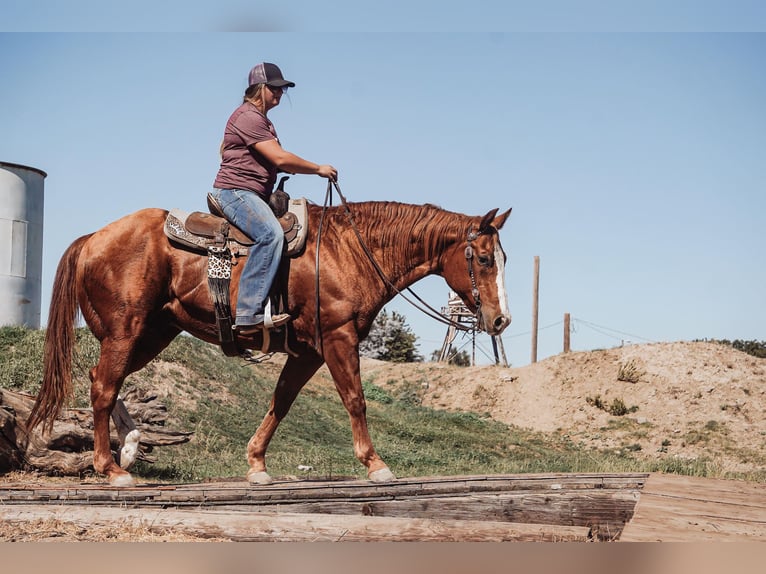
322, 201, 474, 275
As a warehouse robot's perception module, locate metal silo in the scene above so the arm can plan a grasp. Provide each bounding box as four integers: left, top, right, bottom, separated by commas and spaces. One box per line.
0, 161, 46, 328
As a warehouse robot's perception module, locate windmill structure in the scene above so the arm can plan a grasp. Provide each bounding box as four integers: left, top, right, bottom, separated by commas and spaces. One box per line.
437, 291, 508, 367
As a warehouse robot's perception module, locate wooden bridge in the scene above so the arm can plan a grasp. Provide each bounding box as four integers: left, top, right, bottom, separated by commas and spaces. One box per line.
1, 472, 764, 541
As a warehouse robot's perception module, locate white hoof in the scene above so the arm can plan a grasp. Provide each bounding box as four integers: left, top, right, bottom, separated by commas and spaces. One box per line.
247, 470, 274, 485
109, 473, 136, 487
369, 468, 397, 483
119, 429, 141, 470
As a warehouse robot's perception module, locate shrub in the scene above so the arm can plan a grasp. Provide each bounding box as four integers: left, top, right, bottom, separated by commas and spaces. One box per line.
617, 360, 643, 384
587, 394, 638, 416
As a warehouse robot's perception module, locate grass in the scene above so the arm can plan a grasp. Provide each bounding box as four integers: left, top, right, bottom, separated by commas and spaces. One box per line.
586, 394, 639, 416
617, 359, 644, 384
2, 326, 764, 484
0, 325, 46, 392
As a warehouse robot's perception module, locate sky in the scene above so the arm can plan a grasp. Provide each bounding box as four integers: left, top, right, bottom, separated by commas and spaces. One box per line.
3, 1, 766, 32
1, 17, 765, 367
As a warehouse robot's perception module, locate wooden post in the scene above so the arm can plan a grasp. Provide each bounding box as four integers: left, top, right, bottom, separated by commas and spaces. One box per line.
491, 336, 508, 367
563, 313, 571, 353
531, 256, 540, 363
498, 336, 508, 367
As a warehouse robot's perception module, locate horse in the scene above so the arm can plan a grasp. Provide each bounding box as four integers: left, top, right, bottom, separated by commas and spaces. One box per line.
28, 200, 511, 486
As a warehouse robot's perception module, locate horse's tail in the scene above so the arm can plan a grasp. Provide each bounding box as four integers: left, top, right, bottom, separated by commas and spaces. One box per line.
27, 234, 91, 433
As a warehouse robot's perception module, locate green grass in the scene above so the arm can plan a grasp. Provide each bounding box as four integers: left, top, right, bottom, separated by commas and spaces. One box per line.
2, 326, 764, 484
0, 325, 46, 392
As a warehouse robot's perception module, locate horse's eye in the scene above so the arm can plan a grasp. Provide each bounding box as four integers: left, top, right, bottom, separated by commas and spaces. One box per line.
478, 254, 492, 267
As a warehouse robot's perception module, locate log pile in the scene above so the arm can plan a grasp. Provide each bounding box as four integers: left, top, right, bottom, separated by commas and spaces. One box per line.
0, 388, 192, 475
0, 473, 646, 541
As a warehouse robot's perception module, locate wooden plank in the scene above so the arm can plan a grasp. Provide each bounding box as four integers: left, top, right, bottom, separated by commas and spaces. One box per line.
0, 504, 590, 542
628, 473, 766, 508
230, 490, 637, 540
1, 473, 647, 507
232, 491, 636, 521
243, 485, 641, 539
620, 473, 766, 541
0, 472, 648, 493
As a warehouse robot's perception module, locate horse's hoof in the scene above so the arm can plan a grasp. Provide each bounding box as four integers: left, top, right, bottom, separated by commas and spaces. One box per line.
119, 429, 141, 470
369, 468, 397, 483
109, 473, 136, 488
247, 470, 274, 485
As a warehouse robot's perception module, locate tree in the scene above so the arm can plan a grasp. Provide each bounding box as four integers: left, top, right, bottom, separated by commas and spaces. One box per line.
705, 339, 766, 359
429, 346, 471, 367
359, 310, 423, 363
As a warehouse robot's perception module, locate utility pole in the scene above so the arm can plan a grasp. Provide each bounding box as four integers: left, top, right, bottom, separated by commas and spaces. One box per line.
563, 312, 571, 353
531, 256, 540, 364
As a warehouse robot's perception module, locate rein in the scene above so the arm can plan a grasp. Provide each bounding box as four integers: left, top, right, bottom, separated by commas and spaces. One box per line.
314, 180, 479, 354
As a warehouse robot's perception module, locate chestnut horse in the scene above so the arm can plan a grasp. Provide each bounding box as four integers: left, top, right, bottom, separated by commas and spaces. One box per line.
28, 201, 511, 486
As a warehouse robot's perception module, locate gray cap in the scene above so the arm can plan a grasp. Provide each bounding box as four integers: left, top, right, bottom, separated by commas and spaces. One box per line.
248, 62, 295, 88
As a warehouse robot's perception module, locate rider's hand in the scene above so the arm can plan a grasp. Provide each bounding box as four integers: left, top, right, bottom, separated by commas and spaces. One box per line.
317, 164, 338, 181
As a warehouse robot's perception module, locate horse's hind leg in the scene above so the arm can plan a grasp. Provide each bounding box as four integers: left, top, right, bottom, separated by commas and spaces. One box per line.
90, 325, 180, 486
89, 338, 137, 486
246, 352, 325, 485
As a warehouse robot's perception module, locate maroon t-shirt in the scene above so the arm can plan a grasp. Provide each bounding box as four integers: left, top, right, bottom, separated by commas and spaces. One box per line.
213, 102, 279, 198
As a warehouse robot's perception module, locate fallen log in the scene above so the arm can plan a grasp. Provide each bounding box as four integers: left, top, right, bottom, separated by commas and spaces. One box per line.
0, 388, 192, 475
0, 504, 591, 541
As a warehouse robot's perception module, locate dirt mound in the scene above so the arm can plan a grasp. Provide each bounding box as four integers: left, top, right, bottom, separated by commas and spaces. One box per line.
361, 341, 766, 474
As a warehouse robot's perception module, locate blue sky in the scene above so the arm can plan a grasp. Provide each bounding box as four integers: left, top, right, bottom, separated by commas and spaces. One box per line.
4, 1, 766, 32
1, 32, 764, 366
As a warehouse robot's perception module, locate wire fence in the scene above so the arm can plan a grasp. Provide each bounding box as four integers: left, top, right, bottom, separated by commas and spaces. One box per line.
423, 315, 656, 366
570, 318, 654, 343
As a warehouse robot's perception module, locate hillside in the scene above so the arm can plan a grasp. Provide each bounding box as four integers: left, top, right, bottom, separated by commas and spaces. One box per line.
360, 341, 766, 475
2, 335, 764, 542
1, 327, 764, 482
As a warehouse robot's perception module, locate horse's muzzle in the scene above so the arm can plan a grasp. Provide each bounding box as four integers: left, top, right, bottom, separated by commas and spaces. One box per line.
482, 312, 511, 336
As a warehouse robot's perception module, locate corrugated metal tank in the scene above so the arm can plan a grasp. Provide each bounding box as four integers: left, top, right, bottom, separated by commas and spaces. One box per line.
0, 162, 46, 328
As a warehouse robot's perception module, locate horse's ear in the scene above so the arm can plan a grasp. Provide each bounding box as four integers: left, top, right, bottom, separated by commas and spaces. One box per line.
492, 208, 512, 231
478, 208, 499, 233
478, 208, 511, 233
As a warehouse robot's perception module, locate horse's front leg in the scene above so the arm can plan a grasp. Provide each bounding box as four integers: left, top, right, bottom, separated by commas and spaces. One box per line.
323, 333, 396, 483
246, 352, 325, 485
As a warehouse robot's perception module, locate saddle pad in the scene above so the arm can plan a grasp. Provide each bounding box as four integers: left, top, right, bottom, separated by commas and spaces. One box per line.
164, 209, 214, 251
164, 198, 308, 257
283, 198, 308, 256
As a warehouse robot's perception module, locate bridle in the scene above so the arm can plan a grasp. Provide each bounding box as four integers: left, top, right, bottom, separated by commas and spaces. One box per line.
464, 228, 483, 328
314, 180, 485, 353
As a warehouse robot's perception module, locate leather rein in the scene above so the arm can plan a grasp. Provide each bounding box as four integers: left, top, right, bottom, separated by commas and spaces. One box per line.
314, 180, 482, 355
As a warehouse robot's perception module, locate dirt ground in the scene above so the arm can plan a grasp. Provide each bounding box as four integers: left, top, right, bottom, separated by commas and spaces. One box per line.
360, 341, 766, 475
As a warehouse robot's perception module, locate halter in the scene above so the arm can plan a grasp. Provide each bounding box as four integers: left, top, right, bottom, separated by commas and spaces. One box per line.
314, 181, 483, 353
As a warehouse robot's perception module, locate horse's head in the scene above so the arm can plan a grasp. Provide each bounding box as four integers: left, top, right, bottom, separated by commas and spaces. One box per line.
442, 208, 512, 336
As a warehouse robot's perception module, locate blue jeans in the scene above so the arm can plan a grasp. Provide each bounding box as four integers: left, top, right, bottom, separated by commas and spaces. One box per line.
210, 188, 284, 326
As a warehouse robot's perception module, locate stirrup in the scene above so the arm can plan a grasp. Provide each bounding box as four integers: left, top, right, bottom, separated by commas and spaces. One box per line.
241, 350, 276, 364
235, 313, 291, 335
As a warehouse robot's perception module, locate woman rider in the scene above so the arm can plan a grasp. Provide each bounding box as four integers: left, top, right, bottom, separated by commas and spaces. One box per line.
211, 62, 337, 335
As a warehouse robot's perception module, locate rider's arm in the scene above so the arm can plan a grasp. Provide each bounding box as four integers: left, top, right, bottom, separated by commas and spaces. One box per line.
253, 139, 337, 180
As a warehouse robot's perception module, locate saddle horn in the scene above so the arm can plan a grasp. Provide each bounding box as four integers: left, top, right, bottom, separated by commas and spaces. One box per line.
270, 176, 291, 217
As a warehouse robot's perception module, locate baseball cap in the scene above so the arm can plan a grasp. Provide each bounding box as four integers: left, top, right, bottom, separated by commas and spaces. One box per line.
248, 62, 296, 88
